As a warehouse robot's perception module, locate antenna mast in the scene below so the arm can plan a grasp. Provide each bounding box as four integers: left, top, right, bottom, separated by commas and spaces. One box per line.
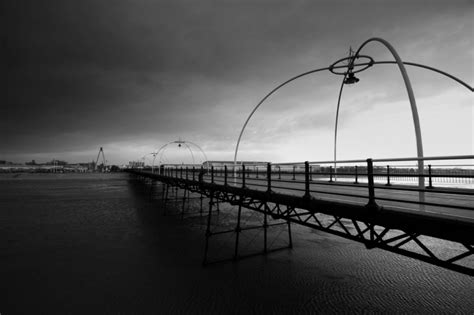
95, 147, 106, 171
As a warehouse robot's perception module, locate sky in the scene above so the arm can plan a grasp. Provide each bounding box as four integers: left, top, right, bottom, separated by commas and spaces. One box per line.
4, 0, 473, 165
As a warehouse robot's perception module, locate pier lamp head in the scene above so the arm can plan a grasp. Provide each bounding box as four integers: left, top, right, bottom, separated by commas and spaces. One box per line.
344, 72, 360, 84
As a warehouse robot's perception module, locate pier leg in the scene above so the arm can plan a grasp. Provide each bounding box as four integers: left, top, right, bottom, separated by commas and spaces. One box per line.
234, 200, 243, 260
263, 204, 268, 253
161, 182, 166, 201
287, 220, 293, 249
200, 193, 204, 216
203, 191, 214, 266
149, 180, 155, 200
181, 187, 187, 220
163, 184, 170, 216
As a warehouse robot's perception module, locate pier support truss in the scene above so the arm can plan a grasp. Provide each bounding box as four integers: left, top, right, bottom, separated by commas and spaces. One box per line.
130, 171, 473, 276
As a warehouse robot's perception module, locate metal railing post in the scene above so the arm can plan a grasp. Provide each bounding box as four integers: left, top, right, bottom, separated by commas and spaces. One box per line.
292, 165, 296, 180
256, 166, 259, 179
385, 165, 391, 186
211, 166, 214, 184
366, 159, 378, 210
224, 165, 228, 186
267, 163, 272, 192
304, 161, 310, 199
186, 167, 188, 180
193, 166, 195, 181
329, 166, 333, 182
354, 165, 359, 184
242, 165, 246, 188
427, 164, 433, 189
278, 166, 281, 180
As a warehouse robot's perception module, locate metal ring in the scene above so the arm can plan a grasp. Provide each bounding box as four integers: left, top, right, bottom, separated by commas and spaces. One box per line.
329, 55, 374, 75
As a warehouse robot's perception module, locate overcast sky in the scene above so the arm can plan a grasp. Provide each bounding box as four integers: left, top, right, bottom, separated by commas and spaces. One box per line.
4, 0, 473, 165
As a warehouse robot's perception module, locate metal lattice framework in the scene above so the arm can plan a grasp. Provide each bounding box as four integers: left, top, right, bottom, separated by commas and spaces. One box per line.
128, 168, 474, 275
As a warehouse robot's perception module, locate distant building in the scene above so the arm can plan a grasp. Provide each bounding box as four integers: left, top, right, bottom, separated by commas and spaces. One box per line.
26, 160, 37, 165
129, 161, 145, 168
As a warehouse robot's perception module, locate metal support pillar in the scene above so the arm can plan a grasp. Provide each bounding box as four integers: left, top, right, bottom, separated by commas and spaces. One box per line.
266, 163, 272, 193
224, 166, 228, 186
200, 193, 204, 216
386, 165, 392, 186
366, 159, 379, 210
163, 184, 170, 215
161, 182, 166, 200
287, 219, 293, 248
234, 197, 243, 260
181, 186, 187, 220
149, 179, 155, 200
203, 190, 214, 265
427, 164, 434, 189
263, 203, 268, 253
304, 161, 311, 199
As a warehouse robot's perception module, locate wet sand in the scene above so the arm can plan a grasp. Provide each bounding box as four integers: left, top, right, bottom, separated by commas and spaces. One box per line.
1, 173, 472, 314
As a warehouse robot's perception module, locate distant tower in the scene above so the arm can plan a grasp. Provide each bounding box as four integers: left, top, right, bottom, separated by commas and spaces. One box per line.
95, 147, 106, 171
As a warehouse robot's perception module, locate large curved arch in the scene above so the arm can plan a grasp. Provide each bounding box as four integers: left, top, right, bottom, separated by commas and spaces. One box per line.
343, 38, 424, 191
234, 37, 472, 190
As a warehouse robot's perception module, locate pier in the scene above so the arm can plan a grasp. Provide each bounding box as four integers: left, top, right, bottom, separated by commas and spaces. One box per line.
127, 155, 474, 276
126, 37, 474, 276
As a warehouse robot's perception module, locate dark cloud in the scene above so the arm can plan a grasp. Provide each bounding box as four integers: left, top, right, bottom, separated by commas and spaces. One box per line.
4, 0, 472, 163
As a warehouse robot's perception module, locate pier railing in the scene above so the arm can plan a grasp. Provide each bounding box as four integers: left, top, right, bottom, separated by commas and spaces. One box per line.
150, 155, 474, 218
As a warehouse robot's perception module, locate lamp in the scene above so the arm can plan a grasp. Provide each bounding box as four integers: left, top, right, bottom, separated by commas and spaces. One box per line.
344, 72, 359, 84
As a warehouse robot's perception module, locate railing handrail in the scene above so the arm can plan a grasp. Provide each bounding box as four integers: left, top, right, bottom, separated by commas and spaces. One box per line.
274, 155, 474, 166
152, 155, 474, 170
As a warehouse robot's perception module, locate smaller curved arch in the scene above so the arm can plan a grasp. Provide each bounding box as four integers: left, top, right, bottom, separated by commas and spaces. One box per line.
181, 142, 196, 164
354, 38, 425, 195
184, 140, 210, 171
154, 140, 209, 174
